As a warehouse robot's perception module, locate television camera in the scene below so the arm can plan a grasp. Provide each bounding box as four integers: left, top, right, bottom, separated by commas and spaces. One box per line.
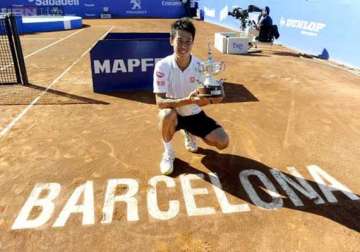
228, 5, 280, 43
228, 5, 262, 30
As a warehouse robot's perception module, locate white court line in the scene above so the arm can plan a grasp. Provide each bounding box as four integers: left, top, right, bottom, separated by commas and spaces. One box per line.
24, 28, 85, 58
1, 26, 110, 71
0, 29, 83, 71
21, 37, 58, 40
0, 26, 114, 140
23, 26, 113, 58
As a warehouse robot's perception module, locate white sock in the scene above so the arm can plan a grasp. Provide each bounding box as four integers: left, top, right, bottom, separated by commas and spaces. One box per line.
163, 140, 174, 154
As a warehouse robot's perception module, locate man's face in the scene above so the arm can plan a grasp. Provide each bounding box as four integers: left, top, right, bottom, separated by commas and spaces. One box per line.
171, 30, 194, 59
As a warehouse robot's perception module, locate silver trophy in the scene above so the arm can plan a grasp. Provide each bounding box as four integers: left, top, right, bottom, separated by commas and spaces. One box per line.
197, 43, 225, 97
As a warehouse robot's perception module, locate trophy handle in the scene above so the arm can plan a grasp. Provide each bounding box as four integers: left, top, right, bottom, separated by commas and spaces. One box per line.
212, 61, 225, 74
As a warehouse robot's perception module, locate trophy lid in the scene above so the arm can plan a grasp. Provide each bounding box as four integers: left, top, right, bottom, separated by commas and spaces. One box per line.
197, 43, 224, 75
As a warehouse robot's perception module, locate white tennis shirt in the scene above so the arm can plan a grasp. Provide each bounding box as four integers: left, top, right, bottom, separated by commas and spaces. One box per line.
153, 54, 203, 116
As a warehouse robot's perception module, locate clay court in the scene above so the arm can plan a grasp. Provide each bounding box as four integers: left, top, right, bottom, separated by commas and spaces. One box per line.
0, 19, 359, 251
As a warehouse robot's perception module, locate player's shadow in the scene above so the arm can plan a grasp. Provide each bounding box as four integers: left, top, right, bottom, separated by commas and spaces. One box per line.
99, 82, 258, 105
99, 91, 156, 105
222, 82, 258, 103
171, 148, 360, 232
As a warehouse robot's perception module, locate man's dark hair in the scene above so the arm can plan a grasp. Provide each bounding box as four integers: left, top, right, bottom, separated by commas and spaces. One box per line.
170, 18, 196, 40
265, 6, 270, 15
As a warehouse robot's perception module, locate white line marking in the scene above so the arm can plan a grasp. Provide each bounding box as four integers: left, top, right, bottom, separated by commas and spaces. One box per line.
21, 37, 57, 40
282, 80, 297, 149
1, 26, 112, 71
282, 98, 295, 148
0, 29, 84, 71
0, 26, 114, 140
24, 29, 85, 59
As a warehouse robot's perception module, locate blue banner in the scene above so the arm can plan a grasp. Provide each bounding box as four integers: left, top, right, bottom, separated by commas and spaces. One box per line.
0, 0, 186, 18
90, 33, 173, 92
199, 0, 360, 68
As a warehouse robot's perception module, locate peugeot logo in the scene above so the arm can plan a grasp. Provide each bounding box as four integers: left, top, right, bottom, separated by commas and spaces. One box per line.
130, 0, 141, 10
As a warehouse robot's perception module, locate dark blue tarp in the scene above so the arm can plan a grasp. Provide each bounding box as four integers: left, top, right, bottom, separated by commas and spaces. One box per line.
104, 33, 170, 40
90, 33, 173, 92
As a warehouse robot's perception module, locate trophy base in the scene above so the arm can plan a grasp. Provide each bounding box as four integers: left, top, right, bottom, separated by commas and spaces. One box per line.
197, 86, 222, 97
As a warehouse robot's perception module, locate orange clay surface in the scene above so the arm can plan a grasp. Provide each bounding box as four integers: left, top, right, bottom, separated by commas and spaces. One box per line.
0, 19, 359, 251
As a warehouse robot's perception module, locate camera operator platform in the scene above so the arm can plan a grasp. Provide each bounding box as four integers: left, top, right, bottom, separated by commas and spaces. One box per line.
214, 5, 261, 54
214, 5, 279, 55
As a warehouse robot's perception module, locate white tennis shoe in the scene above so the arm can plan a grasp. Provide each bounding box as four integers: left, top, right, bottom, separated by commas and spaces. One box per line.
182, 130, 198, 152
160, 151, 175, 175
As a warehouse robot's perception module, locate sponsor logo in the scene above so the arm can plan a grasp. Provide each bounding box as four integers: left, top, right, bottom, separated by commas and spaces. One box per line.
93, 58, 162, 74
127, 0, 147, 14
233, 43, 244, 50
280, 17, 326, 37
100, 7, 111, 18
219, 5, 228, 21
85, 13, 96, 17
100, 13, 111, 19
84, 3, 95, 7
157, 80, 166, 86
204, 6, 215, 18
2, 7, 37, 16
130, 0, 141, 10
162, 0, 182, 7
100, 14, 112, 19
156, 71, 165, 78
28, 0, 80, 6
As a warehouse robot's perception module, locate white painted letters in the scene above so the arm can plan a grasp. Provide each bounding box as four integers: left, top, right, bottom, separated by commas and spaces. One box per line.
240, 170, 283, 209
94, 58, 161, 74
112, 59, 127, 73
53, 181, 95, 227
209, 172, 250, 214
308, 165, 360, 203
147, 176, 179, 220
128, 59, 141, 72
12, 183, 61, 230
11, 165, 359, 230
180, 174, 216, 216
271, 167, 325, 206
94, 59, 110, 74
101, 179, 139, 223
